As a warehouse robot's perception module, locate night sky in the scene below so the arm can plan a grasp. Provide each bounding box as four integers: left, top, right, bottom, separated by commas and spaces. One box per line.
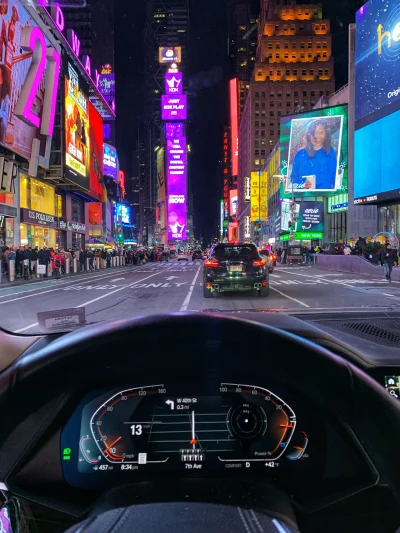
115, 0, 363, 244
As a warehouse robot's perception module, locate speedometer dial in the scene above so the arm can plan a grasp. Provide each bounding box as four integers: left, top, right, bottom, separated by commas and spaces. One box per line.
90, 384, 168, 464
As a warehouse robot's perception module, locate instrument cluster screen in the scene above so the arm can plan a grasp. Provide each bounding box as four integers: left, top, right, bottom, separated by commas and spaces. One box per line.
61, 383, 318, 488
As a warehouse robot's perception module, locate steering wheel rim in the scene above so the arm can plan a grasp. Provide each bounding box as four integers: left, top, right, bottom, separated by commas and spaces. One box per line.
1, 313, 400, 512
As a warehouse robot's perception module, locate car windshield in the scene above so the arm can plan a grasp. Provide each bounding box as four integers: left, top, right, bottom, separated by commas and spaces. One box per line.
0, 0, 398, 342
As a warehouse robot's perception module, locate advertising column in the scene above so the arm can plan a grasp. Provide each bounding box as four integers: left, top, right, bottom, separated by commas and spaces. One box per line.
162, 69, 187, 245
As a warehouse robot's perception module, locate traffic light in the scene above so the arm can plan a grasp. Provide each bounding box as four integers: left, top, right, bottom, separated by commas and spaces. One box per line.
288, 221, 292, 229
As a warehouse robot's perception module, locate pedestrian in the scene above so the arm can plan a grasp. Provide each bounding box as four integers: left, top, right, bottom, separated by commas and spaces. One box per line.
38, 247, 50, 277
1, 246, 9, 276
15, 245, 23, 277
87, 248, 94, 271
382, 243, 397, 282
79, 248, 87, 271
51, 249, 63, 279
30, 246, 38, 274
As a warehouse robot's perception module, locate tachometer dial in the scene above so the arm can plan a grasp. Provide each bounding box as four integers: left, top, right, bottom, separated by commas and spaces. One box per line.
219, 383, 296, 462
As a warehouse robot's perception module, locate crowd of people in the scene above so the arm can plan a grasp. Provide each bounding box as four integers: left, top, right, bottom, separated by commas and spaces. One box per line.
1, 245, 172, 280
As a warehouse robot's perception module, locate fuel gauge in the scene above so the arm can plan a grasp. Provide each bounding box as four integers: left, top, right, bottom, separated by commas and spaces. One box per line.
286, 431, 308, 461
79, 435, 100, 465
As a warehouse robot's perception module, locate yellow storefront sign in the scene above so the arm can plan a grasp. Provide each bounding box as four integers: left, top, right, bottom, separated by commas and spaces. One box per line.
259, 170, 268, 221
250, 172, 259, 222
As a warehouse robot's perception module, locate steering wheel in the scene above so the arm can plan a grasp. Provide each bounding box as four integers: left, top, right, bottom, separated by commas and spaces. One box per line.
1, 313, 400, 533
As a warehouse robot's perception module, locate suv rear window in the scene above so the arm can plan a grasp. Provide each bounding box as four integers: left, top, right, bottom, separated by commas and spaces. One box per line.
213, 245, 259, 259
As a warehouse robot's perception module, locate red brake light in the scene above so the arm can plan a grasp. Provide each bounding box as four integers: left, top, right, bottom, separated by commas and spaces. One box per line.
205, 259, 219, 267
253, 258, 267, 267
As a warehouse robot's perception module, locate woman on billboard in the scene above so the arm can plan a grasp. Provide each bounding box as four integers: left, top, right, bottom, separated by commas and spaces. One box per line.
290, 119, 339, 191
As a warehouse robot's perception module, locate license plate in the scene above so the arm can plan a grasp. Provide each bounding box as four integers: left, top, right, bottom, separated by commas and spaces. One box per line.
230, 265, 242, 272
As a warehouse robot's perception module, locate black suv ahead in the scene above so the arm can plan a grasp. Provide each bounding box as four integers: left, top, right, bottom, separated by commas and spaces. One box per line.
203, 243, 269, 298
192, 249, 203, 260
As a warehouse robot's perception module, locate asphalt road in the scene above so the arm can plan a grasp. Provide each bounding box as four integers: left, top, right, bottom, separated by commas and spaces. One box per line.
1, 259, 400, 334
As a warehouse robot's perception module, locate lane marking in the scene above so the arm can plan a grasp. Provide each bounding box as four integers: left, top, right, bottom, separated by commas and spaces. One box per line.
0, 269, 142, 306
180, 264, 202, 311
270, 274, 280, 278
269, 286, 310, 308
14, 267, 176, 333
110, 277, 125, 282
277, 269, 354, 288
0, 269, 133, 299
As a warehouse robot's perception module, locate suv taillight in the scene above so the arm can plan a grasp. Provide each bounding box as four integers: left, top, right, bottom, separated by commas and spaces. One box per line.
205, 259, 219, 267
253, 258, 267, 267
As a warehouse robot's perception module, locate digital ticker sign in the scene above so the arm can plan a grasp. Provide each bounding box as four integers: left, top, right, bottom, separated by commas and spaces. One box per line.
167, 135, 187, 241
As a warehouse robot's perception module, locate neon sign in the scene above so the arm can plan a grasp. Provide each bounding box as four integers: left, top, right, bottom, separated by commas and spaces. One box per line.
14, 25, 61, 137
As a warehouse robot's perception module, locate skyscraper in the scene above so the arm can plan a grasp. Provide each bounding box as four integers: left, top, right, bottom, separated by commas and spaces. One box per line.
142, 0, 190, 243
62, 0, 115, 71
228, 0, 259, 117
238, 0, 335, 238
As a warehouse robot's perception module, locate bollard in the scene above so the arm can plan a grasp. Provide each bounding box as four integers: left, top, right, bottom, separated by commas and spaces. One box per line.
86, 258, 90, 271
116, 256, 120, 267
47, 262, 52, 277
102, 259, 106, 269
23, 259, 29, 280
8, 259, 15, 282
122, 256, 125, 265
36, 260, 40, 278
96, 257, 100, 270
73, 258, 78, 273
65, 258, 70, 274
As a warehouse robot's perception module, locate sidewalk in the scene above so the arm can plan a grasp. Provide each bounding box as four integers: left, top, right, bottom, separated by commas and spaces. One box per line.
0, 262, 130, 287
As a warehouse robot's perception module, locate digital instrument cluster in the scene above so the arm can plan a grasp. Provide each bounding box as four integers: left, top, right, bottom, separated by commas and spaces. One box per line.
61, 383, 317, 488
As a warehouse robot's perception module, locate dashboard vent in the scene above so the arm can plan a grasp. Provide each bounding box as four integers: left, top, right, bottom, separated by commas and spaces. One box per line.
317, 319, 400, 348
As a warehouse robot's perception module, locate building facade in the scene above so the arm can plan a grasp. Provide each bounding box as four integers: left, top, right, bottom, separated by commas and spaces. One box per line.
238, 0, 335, 240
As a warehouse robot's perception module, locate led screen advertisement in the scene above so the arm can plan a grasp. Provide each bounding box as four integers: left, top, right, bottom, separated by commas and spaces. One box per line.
98, 64, 115, 106
103, 143, 118, 179
65, 62, 90, 188
0, 2, 60, 162
354, 107, 400, 203
114, 203, 130, 225
280, 105, 348, 196
229, 189, 238, 217
166, 135, 187, 241
281, 200, 324, 232
159, 47, 182, 64
356, 0, 400, 122
88, 102, 103, 201
165, 72, 182, 95
161, 95, 187, 121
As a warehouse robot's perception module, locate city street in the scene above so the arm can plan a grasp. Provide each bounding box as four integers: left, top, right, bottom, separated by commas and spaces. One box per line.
1, 259, 400, 334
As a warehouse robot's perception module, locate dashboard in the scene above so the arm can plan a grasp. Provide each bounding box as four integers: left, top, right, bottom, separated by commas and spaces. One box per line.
61, 382, 324, 490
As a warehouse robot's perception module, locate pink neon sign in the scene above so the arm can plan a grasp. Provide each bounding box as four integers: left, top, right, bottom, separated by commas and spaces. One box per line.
13, 25, 60, 137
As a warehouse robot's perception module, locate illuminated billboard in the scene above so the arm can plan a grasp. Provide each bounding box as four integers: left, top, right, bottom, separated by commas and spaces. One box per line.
229, 79, 238, 176
356, 0, 400, 121
250, 172, 259, 222
114, 203, 130, 224
165, 122, 184, 139
165, 72, 182, 95
229, 189, 238, 217
159, 47, 182, 64
161, 95, 187, 121
354, 107, 400, 203
280, 105, 348, 196
98, 65, 115, 107
166, 135, 187, 241
0, 2, 61, 162
88, 102, 103, 201
103, 143, 118, 179
281, 200, 324, 232
65, 62, 90, 188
